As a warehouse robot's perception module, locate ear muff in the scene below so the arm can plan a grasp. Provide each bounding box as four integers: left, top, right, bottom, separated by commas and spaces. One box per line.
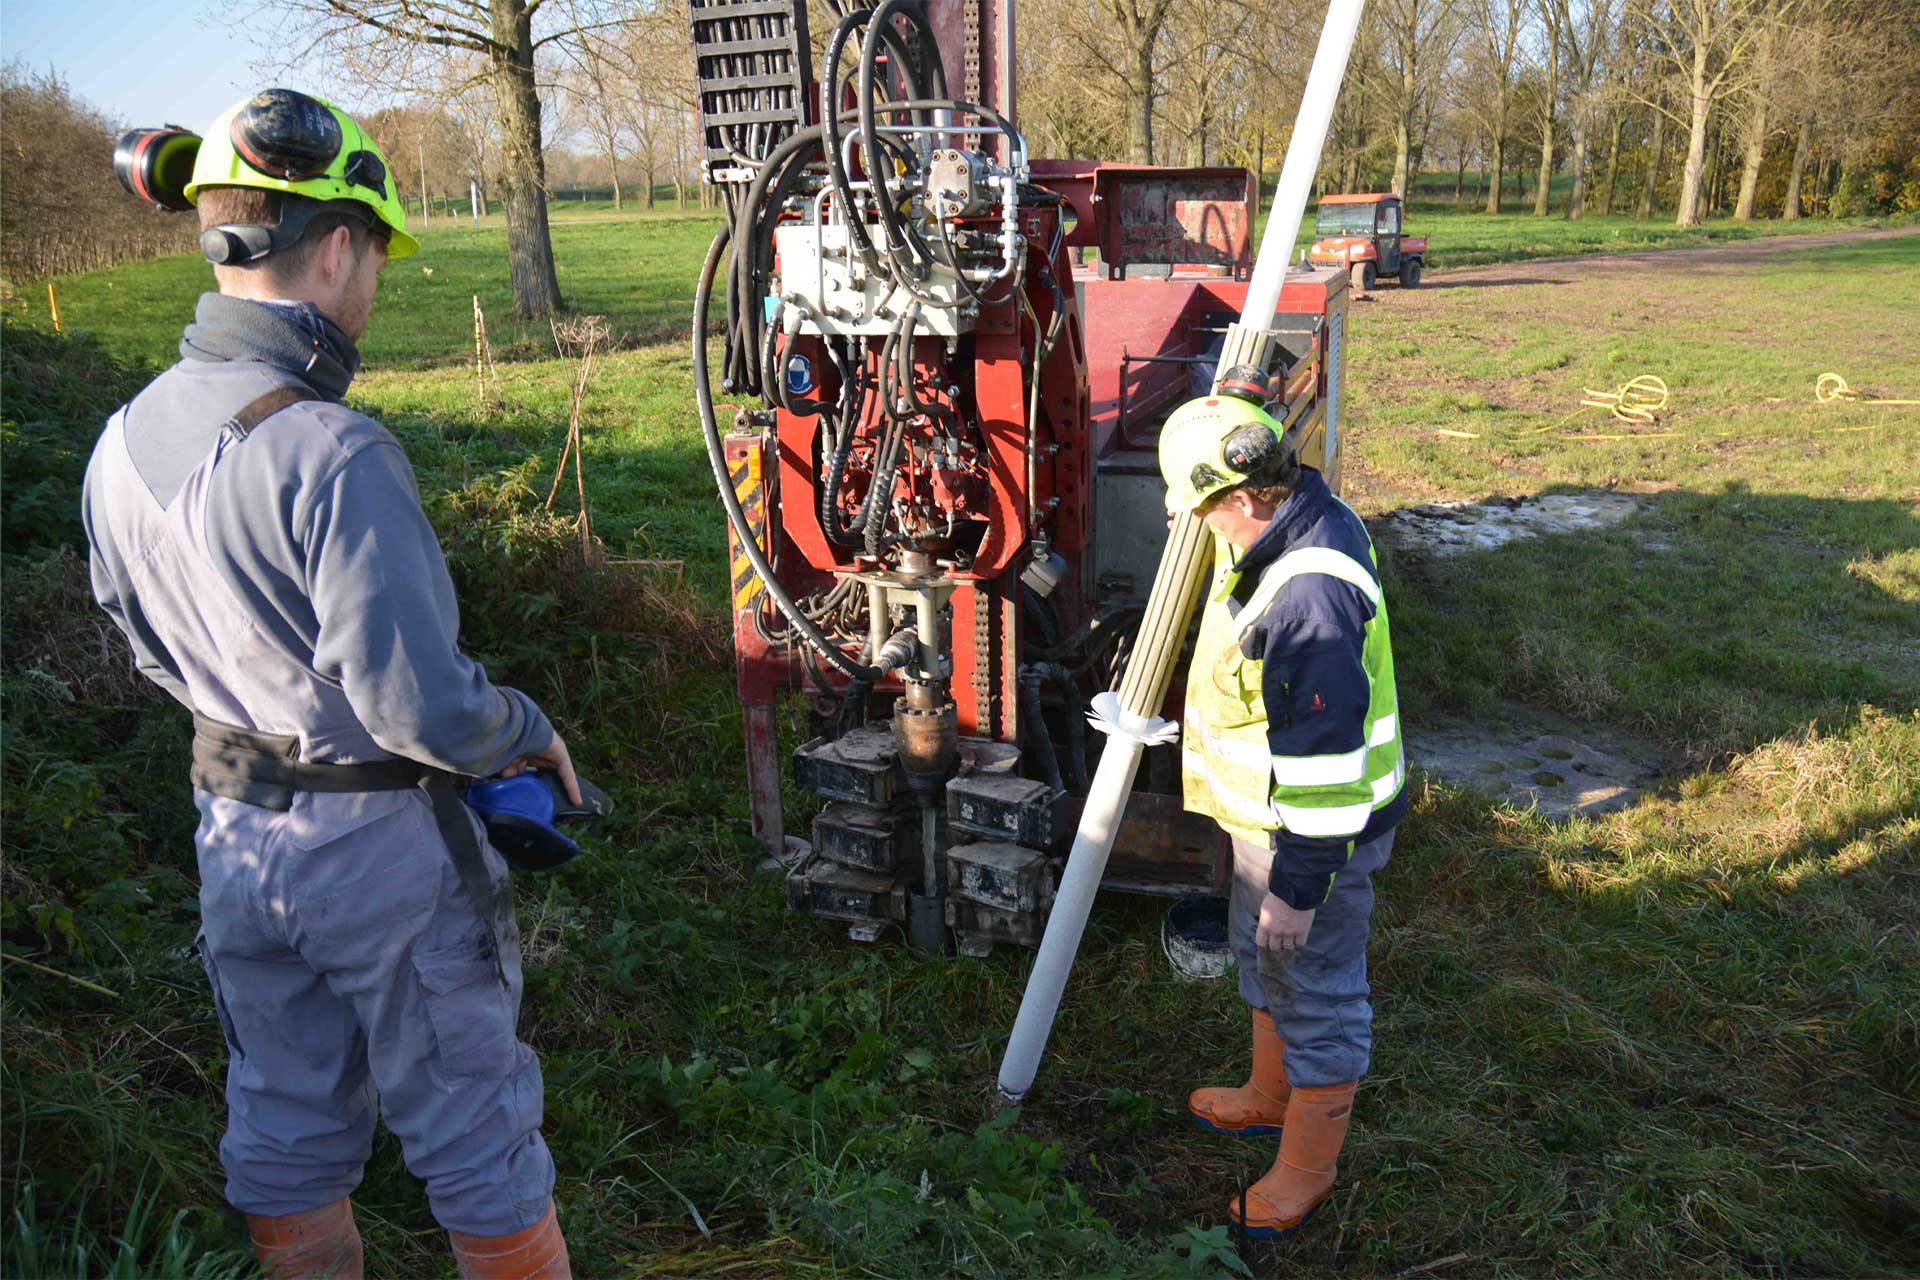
231, 88, 343, 181
1221, 422, 1298, 487
114, 128, 201, 211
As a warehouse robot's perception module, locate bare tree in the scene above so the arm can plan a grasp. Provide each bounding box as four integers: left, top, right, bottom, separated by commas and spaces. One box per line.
1627, 0, 1799, 226
1636, 87, 1666, 216
1729, 20, 1775, 219
1558, 0, 1618, 217
1371, 0, 1464, 195
562, 22, 628, 210
250, 0, 638, 317
1530, 0, 1563, 212
1462, 0, 1529, 212
1100, 0, 1180, 162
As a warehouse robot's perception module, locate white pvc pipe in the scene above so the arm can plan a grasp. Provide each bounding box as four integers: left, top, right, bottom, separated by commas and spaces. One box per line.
995, 712, 1153, 1103
1241, 0, 1369, 331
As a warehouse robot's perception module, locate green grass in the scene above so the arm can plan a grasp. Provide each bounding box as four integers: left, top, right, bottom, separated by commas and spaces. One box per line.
4, 210, 1917, 1277
1271, 203, 1909, 270
21, 207, 724, 370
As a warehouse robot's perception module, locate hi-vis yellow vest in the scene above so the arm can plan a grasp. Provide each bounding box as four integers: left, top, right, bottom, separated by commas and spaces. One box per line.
1182, 533, 1405, 847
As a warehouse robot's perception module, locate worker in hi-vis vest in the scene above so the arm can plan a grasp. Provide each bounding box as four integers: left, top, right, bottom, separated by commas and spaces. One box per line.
83, 91, 575, 1279
1158, 394, 1407, 1239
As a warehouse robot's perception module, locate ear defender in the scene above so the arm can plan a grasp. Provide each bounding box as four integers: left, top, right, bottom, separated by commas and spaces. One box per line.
1222, 422, 1298, 487
114, 127, 202, 211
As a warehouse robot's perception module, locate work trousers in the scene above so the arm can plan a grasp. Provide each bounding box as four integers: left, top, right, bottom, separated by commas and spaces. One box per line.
193, 786, 554, 1237
1227, 827, 1394, 1087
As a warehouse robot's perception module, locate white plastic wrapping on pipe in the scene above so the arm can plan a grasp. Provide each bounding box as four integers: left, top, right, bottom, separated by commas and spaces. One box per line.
994, 0, 1371, 1107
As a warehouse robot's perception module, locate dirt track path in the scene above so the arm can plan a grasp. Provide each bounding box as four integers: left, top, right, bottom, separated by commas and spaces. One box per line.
1422, 224, 1920, 288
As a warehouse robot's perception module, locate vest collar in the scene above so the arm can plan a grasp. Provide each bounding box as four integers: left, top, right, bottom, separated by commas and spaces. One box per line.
179, 293, 360, 401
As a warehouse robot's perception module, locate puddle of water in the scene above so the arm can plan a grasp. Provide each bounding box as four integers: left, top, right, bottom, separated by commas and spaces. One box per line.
1410, 712, 1664, 820
1376, 492, 1643, 556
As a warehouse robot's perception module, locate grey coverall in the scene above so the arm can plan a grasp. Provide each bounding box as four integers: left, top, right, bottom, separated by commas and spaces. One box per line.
1229, 830, 1394, 1086
82, 293, 556, 1237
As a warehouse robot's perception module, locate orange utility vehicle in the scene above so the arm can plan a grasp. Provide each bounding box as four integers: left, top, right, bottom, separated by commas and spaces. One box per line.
1307, 192, 1425, 292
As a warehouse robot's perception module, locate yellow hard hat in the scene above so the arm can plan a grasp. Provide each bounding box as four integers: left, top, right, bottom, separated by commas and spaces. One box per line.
185, 89, 418, 259
1158, 396, 1289, 513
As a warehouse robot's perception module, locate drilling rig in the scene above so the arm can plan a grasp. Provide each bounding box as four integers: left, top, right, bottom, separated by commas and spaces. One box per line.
690, 0, 1354, 958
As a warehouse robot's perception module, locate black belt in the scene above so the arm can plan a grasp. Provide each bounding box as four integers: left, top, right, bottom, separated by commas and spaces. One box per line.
189, 714, 515, 980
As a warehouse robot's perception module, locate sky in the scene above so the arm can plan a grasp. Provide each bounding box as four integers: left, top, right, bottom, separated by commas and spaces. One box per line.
3, 1, 284, 132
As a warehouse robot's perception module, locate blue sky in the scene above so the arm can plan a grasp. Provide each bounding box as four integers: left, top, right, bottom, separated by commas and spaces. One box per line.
3, 2, 276, 131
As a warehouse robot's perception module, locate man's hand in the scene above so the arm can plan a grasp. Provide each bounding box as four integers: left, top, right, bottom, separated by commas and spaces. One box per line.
1256, 892, 1315, 954
500, 731, 583, 805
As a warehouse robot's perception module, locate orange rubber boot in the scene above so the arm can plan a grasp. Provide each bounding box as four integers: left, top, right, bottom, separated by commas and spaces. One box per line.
449, 1200, 572, 1280
1188, 1007, 1291, 1137
1229, 1080, 1357, 1238
245, 1198, 364, 1280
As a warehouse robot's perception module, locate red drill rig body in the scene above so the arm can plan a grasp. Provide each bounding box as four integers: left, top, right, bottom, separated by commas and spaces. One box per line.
690, 0, 1351, 955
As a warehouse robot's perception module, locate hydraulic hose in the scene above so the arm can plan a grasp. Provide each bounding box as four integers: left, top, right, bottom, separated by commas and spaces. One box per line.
695, 220, 879, 681
1030, 661, 1089, 795
1018, 668, 1065, 795
821, 6, 905, 279
859, 0, 948, 280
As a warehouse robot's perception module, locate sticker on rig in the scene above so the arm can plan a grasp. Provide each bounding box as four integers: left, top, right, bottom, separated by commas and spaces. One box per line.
729, 450, 767, 611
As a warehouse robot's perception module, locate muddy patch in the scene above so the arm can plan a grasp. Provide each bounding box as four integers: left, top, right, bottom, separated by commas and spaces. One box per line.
1410, 704, 1665, 820
1375, 492, 1643, 556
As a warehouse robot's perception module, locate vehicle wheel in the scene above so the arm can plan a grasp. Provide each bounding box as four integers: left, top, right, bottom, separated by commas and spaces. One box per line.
1401, 258, 1422, 288
1349, 262, 1376, 294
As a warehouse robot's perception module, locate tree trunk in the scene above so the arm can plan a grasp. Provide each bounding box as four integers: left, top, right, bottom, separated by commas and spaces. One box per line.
1567, 109, 1589, 219
1638, 102, 1664, 218
1392, 63, 1415, 196
1455, 146, 1466, 199
1485, 131, 1505, 213
1254, 124, 1267, 218
1675, 47, 1712, 226
490, 0, 561, 317
1392, 115, 1412, 196
1534, 117, 1555, 216
604, 118, 623, 212
1130, 40, 1155, 163
1598, 110, 1623, 214
1782, 116, 1812, 219
645, 161, 657, 209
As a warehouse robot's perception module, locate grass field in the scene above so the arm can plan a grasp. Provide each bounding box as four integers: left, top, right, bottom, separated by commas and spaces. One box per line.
3, 207, 1917, 1278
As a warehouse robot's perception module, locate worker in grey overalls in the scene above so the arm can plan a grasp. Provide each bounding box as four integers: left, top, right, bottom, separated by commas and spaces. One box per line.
84, 90, 576, 1280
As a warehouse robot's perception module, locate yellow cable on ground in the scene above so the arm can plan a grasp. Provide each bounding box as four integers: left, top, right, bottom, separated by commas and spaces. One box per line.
1814, 373, 1920, 406
1580, 374, 1669, 424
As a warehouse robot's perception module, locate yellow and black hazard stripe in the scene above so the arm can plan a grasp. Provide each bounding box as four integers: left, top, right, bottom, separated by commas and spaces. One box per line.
728, 449, 768, 613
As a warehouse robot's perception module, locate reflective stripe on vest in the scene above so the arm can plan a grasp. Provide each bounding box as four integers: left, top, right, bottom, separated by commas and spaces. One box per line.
1181, 525, 1404, 843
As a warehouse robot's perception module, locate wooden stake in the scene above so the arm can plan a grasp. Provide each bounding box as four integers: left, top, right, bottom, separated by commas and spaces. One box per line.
47, 282, 62, 333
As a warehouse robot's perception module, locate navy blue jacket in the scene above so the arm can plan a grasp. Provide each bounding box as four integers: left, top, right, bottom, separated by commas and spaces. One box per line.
1225, 467, 1406, 908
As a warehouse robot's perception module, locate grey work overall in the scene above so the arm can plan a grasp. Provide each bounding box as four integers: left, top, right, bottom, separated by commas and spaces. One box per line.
1228, 830, 1394, 1087
82, 296, 556, 1237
